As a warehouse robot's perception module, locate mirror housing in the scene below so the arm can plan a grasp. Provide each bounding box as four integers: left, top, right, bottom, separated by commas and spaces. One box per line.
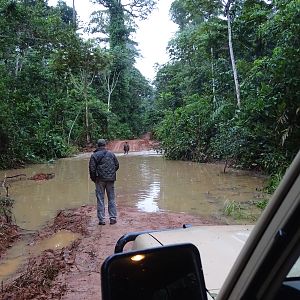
101, 243, 208, 300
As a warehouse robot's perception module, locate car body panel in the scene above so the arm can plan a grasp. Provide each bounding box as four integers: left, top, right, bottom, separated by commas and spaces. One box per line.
132, 225, 253, 294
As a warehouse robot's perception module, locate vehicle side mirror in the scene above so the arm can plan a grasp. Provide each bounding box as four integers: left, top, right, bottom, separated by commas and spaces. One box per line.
101, 243, 208, 300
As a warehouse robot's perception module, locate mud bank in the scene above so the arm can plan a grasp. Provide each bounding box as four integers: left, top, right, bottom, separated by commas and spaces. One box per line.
1, 205, 221, 299
0, 218, 19, 258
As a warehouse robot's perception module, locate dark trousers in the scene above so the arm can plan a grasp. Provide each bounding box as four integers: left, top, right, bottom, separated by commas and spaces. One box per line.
95, 180, 117, 222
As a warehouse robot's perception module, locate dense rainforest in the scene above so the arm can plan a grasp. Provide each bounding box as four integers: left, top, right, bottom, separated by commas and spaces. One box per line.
152, 0, 300, 179
0, 0, 154, 168
0, 0, 299, 182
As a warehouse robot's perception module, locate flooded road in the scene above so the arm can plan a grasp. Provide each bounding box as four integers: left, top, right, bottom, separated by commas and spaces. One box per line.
1, 151, 266, 231
0, 150, 266, 282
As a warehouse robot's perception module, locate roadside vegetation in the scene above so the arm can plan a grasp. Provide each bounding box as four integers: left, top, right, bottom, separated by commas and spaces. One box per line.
0, 195, 18, 256
223, 199, 269, 223
151, 0, 299, 189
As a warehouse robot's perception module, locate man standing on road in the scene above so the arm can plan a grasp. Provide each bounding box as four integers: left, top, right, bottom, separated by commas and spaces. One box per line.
123, 141, 130, 155
89, 139, 119, 225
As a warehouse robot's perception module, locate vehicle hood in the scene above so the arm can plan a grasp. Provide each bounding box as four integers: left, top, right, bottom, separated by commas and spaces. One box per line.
132, 225, 254, 295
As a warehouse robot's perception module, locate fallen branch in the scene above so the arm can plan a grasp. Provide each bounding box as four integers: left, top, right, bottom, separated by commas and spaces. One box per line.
5, 174, 27, 179
1, 174, 27, 197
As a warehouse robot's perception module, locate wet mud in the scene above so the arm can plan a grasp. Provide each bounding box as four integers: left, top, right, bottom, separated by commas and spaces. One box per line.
1, 207, 89, 299
1, 205, 220, 300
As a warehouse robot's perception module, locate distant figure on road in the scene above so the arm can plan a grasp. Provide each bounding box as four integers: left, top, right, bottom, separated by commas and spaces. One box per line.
89, 139, 119, 225
123, 141, 130, 155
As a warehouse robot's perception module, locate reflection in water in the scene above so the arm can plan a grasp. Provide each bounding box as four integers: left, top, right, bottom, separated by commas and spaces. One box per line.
0, 230, 79, 282
137, 182, 160, 212
0, 151, 266, 231
116, 154, 266, 219
135, 158, 161, 212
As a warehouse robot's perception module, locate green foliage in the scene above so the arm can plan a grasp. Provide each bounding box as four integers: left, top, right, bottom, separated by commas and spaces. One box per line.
0, 0, 154, 169
264, 172, 284, 194
223, 200, 261, 222
155, 97, 214, 161
107, 113, 133, 140
0, 196, 14, 209
255, 199, 268, 210
31, 132, 71, 160
152, 0, 300, 177
0, 0, 79, 167
91, 0, 156, 137
224, 200, 242, 218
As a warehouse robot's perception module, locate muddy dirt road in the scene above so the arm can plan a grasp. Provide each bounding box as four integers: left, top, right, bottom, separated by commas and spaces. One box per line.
2, 136, 221, 299
2, 205, 219, 300
106, 134, 159, 153
53, 206, 217, 300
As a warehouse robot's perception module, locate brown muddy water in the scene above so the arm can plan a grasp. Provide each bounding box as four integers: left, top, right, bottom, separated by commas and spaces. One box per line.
0, 150, 267, 281
0, 231, 79, 281
0, 151, 266, 231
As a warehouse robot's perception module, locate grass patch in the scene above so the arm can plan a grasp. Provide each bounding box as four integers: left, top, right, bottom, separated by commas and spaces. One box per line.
264, 172, 283, 194
224, 200, 243, 218
254, 199, 269, 210
223, 199, 268, 222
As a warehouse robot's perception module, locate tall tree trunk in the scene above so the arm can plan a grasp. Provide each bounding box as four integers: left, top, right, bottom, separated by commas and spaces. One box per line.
83, 75, 90, 144
211, 47, 216, 105
15, 53, 20, 76
225, 0, 241, 109
85, 95, 91, 144
84, 88, 90, 144
70, 69, 95, 145
102, 70, 120, 112
72, 0, 76, 29
227, 14, 241, 109
107, 91, 111, 112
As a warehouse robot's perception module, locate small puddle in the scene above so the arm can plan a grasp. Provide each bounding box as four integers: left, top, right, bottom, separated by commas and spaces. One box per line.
0, 230, 80, 282
31, 230, 80, 254
0, 240, 26, 282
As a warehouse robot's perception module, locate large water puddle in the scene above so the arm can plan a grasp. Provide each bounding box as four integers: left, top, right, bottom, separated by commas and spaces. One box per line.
0, 151, 266, 231
0, 151, 266, 282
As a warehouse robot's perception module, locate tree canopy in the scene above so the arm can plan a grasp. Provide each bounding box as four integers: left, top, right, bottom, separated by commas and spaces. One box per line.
152, 0, 300, 175
0, 0, 154, 168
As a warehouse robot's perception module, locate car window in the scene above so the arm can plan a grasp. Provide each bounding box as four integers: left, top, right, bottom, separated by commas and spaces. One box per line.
274, 254, 300, 300
287, 257, 300, 278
